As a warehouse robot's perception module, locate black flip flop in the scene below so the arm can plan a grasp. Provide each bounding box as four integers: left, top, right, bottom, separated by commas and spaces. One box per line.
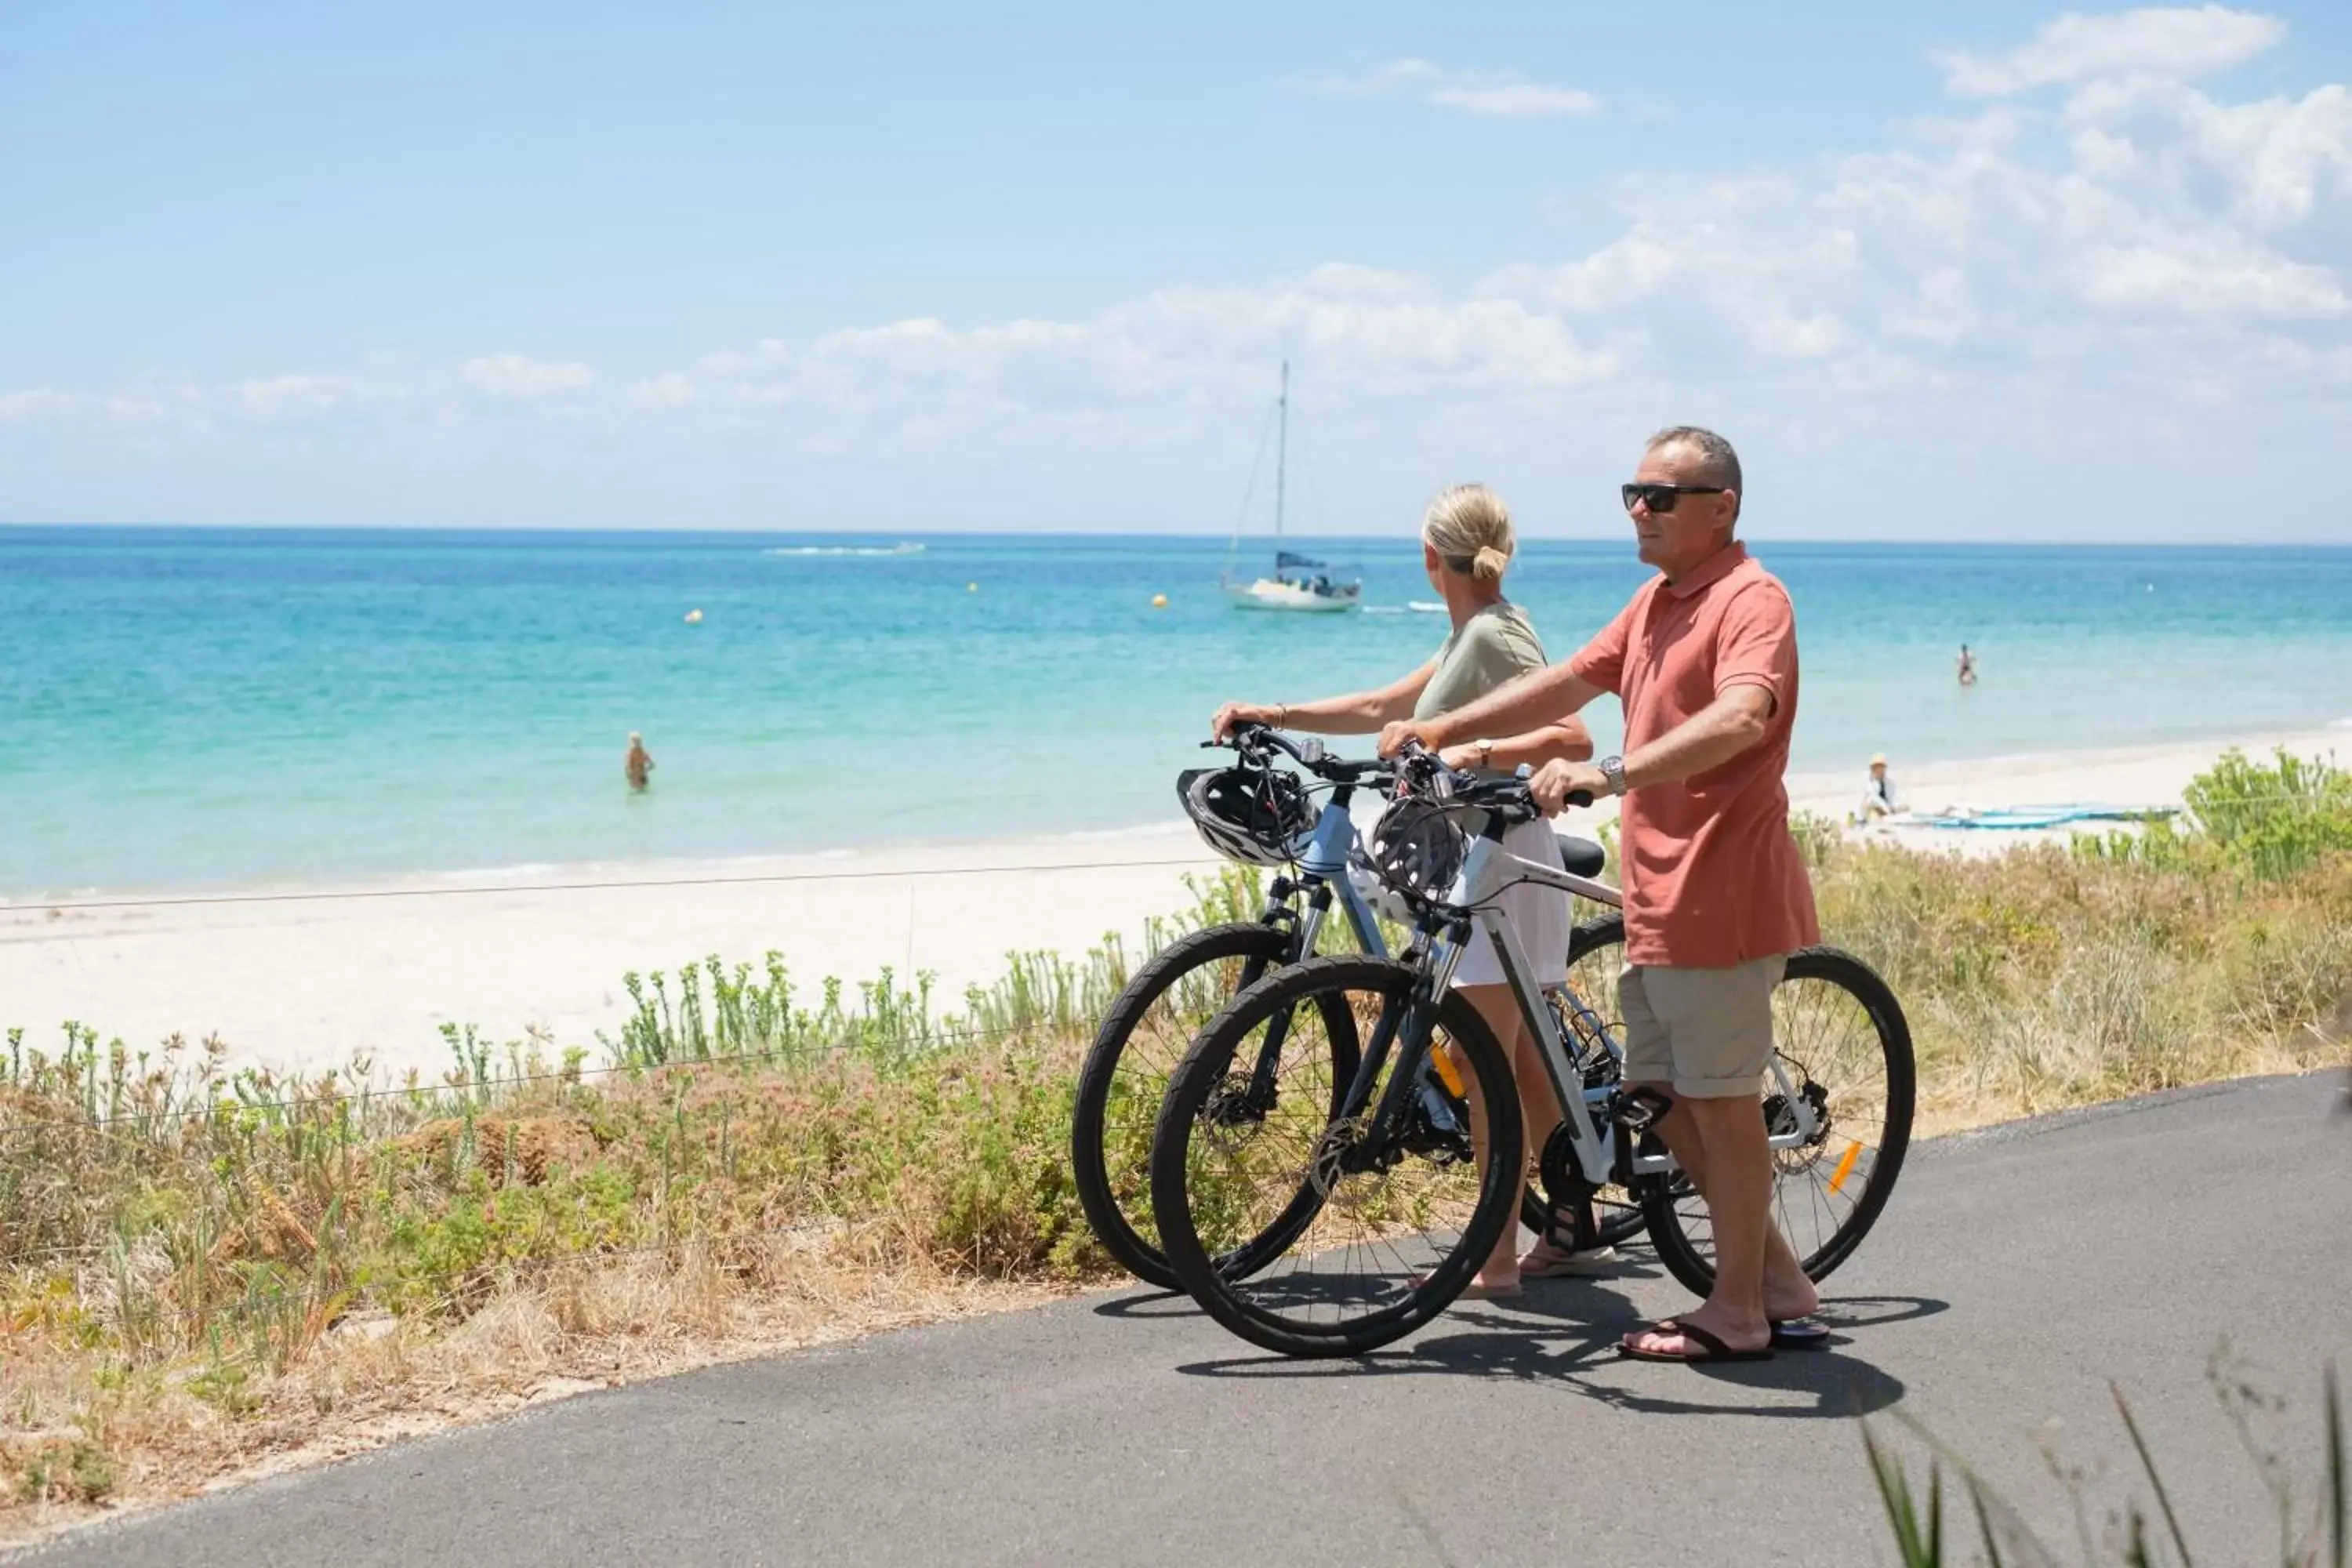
1619, 1319, 1774, 1363
1771, 1317, 1832, 1350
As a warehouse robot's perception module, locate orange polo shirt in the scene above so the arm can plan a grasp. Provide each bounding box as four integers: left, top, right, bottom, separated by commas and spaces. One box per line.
1567, 541, 1819, 968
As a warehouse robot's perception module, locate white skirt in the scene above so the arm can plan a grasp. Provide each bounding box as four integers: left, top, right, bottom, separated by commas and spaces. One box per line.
1452, 815, 1572, 989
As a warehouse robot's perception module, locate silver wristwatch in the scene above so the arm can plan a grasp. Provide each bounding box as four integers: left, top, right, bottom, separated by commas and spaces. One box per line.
1598, 755, 1627, 796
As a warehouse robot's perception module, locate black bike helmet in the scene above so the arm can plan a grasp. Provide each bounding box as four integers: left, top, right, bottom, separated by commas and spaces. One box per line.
1365, 793, 1468, 908
1178, 764, 1315, 867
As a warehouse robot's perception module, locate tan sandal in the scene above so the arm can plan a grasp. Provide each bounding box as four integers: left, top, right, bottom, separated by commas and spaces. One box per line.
1519, 1238, 1622, 1278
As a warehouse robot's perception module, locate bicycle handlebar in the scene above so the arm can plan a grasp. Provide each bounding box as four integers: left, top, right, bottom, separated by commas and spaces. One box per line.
1391, 739, 1594, 818
1207, 722, 1395, 785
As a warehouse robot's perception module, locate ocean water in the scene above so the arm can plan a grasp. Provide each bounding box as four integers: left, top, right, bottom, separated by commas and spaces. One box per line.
5, 526, 2349, 895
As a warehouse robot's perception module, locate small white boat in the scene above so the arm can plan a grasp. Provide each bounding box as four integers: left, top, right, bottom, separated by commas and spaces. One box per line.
1229, 559, 1363, 613
1219, 362, 1362, 613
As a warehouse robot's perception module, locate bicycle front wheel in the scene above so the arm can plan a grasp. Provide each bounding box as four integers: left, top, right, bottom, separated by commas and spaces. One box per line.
1152, 955, 1524, 1359
1642, 946, 1915, 1298
1070, 921, 1352, 1290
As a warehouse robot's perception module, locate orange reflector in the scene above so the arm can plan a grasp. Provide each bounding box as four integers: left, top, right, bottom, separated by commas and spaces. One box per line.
1828, 1140, 1864, 1196
1429, 1047, 1466, 1098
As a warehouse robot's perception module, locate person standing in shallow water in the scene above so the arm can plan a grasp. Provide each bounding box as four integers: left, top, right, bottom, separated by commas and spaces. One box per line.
625, 733, 655, 793
1957, 644, 1978, 687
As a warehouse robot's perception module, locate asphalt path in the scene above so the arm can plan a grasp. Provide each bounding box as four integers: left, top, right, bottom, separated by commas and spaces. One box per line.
23, 1073, 2351, 1567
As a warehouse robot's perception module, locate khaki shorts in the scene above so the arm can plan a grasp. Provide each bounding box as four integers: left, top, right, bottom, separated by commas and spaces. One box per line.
1619, 956, 1788, 1099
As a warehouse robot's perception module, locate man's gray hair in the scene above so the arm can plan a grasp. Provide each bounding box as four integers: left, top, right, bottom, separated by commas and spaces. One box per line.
1646, 426, 1742, 511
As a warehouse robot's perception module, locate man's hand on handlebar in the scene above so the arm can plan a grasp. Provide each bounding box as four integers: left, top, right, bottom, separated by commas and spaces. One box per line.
1530, 759, 1609, 817
1209, 702, 1278, 742
1377, 718, 1448, 758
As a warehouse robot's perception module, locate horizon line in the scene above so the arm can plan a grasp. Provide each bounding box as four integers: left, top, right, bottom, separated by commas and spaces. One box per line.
4, 520, 2350, 550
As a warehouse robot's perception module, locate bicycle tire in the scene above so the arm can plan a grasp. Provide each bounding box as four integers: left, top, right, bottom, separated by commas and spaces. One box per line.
1641, 946, 1915, 1298
1070, 920, 1352, 1289
1152, 954, 1525, 1359
1519, 915, 1647, 1250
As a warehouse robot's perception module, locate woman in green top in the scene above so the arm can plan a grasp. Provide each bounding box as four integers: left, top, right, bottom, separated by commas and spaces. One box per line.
1208, 482, 1598, 1295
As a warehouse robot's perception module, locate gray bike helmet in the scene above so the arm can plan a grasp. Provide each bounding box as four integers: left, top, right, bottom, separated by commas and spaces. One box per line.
1178, 764, 1315, 867
1365, 793, 1468, 908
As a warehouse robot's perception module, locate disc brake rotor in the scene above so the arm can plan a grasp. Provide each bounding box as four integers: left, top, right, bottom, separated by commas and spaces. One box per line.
1763, 1074, 1834, 1174
1308, 1116, 1370, 1197
1196, 1073, 1267, 1152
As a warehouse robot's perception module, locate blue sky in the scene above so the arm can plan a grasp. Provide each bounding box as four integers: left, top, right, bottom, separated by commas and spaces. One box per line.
3, 2, 2349, 539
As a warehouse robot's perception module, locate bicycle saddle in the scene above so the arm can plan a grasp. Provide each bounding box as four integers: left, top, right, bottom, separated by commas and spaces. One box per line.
1554, 834, 1606, 879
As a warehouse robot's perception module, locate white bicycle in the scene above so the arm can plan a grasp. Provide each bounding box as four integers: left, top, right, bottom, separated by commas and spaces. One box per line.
1149, 745, 1915, 1359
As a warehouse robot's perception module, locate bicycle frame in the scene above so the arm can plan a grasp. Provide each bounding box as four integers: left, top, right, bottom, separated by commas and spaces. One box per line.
1282, 793, 1388, 959
1232, 789, 1388, 1110
1346, 814, 1820, 1193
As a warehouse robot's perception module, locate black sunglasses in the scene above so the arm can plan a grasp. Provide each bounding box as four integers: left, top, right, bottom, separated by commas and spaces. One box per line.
1621, 482, 1727, 514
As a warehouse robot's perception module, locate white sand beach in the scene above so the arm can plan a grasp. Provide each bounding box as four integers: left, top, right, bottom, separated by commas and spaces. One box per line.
1787, 724, 2347, 856
1, 826, 1225, 1082
4, 726, 2342, 1080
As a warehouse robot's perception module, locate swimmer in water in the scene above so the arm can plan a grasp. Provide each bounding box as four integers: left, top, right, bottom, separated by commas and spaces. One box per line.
625, 732, 654, 792
1957, 644, 1978, 687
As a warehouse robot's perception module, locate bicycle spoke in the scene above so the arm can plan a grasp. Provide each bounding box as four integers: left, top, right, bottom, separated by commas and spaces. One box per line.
1183, 972, 1497, 1334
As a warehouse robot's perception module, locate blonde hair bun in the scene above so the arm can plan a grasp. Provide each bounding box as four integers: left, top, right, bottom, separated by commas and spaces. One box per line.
1421, 484, 1515, 583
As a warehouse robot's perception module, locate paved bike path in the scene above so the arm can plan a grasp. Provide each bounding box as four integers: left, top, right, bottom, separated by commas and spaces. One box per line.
23, 1073, 2352, 1567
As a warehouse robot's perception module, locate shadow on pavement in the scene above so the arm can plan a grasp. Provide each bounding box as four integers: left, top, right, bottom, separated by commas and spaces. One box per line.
1171, 1285, 1946, 1421
1093, 1290, 1199, 1321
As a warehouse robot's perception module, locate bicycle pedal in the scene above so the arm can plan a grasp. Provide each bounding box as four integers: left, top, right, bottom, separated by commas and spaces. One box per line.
1613, 1087, 1674, 1137
1553, 1197, 1601, 1252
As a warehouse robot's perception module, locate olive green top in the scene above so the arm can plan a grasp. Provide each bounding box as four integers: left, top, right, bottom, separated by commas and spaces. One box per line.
1412, 601, 1547, 724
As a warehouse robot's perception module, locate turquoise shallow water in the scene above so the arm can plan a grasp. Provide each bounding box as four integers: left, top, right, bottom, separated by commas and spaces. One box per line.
4, 526, 2349, 895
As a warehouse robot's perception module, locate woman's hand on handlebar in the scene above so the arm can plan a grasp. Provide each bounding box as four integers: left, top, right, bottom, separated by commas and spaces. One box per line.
1209, 702, 1277, 742
1377, 718, 1446, 758
1530, 759, 1608, 817
1436, 742, 1483, 772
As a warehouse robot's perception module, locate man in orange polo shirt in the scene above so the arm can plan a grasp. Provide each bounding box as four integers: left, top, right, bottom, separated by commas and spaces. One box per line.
1383, 425, 1820, 1363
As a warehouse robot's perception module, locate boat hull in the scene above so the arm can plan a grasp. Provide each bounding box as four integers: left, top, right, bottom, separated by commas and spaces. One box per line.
1225, 578, 1361, 613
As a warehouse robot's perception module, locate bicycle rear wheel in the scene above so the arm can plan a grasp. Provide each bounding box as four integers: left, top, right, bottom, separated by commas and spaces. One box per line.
1152, 955, 1524, 1359
1642, 946, 1915, 1298
1069, 921, 1354, 1290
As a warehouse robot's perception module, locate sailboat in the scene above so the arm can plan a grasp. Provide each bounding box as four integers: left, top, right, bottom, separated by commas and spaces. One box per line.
1221, 362, 1362, 613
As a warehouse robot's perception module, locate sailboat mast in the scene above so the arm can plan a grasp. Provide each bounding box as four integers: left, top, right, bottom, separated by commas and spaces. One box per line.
1273, 360, 1288, 540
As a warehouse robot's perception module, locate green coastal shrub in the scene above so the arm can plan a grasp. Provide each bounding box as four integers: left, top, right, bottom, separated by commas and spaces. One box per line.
2077, 748, 2352, 883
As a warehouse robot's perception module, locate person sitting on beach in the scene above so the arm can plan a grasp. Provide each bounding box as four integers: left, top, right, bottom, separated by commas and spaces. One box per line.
1858, 753, 1903, 820
624, 732, 655, 792
1210, 482, 1601, 1295
1957, 644, 1978, 687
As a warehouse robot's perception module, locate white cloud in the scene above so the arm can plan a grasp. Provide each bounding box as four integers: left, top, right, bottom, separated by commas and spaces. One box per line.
231, 374, 354, 420
1936, 5, 2287, 96
656, 268, 1617, 447
459, 354, 595, 398
630, 372, 695, 408
0, 389, 85, 423
1317, 59, 1601, 119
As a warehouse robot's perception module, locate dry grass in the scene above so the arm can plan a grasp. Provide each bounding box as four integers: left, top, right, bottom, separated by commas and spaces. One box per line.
5, 753, 2349, 1542
1813, 833, 2352, 1136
